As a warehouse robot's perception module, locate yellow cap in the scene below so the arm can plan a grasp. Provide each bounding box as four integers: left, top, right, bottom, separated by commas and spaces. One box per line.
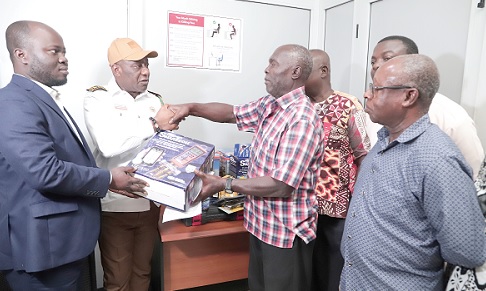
107, 38, 158, 66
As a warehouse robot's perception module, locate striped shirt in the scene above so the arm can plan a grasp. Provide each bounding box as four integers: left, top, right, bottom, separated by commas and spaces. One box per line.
235, 86, 324, 248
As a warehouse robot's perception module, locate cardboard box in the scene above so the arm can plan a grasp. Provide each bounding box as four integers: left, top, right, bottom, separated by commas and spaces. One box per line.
128, 131, 215, 211
234, 143, 251, 158
229, 154, 249, 178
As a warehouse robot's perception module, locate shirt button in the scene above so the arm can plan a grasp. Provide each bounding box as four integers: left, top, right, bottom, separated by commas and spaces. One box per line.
348, 261, 353, 267
347, 235, 351, 239
352, 212, 356, 217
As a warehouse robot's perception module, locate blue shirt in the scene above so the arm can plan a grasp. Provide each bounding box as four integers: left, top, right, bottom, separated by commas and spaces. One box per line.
341, 115, 486, 290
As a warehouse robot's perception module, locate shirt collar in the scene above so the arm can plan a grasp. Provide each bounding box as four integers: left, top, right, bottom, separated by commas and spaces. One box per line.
377, 114, 431, 150
107, 78, 150, 100
28, 78, 60, 102
273, 86, 306, 110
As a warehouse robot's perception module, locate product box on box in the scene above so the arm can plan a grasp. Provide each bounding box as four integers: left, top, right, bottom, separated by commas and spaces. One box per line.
234, 143, 251, 158
229, 143, 250, 178
128, 131, 215, 212
229, 155, 248, 178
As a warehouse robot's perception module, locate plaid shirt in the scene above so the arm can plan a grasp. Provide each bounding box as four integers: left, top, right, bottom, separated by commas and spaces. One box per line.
235, 86, 324, 248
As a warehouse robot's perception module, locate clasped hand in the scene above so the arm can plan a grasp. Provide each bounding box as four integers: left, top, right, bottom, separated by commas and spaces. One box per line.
167, 104, 190, 126
154, 104, 179, 131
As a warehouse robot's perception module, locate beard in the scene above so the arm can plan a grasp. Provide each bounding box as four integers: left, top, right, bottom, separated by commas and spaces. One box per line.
30, 56, 67, 87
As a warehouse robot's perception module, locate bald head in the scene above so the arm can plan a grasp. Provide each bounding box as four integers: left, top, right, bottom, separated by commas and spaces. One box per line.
304, 49, 332, 101
310, 49, 330, 70
6, 21, 50, 60
5, 20, 68, 86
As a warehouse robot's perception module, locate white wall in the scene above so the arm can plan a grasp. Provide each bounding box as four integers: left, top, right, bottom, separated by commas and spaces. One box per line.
319, 0, 485, 148
1, 0, 484, 288
0, 0, 129, 151
0, 0, 317, 288
130, 0, 315, 151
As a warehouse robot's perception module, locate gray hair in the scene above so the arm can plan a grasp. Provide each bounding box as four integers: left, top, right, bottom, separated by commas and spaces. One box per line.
288, 44, 313, 80
393, 54, 440, 108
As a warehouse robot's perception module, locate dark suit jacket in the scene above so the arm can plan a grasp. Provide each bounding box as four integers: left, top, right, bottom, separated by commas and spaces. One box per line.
0, 75, 110, 272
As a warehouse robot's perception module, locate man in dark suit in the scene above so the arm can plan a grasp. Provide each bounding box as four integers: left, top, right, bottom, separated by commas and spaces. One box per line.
0, 20, 149, 290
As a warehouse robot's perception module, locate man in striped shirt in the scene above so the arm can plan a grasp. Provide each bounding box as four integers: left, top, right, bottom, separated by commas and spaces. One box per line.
169, 44, 324, 291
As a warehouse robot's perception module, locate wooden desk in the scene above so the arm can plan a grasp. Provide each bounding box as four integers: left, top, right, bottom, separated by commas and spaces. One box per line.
158, 220, 249, 291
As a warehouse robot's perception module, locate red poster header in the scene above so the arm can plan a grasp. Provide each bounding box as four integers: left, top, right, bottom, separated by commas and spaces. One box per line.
169, 13, 204, 27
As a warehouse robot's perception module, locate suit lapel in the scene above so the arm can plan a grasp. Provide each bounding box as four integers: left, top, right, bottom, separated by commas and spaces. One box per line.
12, 75, 96, 165
63, 108, 97, 165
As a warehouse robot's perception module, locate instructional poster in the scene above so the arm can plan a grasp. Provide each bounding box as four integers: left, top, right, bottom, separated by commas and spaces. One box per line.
167, 11, 242, 71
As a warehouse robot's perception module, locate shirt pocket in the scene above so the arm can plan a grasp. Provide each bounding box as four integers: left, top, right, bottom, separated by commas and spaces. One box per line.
31, 200, 78, 218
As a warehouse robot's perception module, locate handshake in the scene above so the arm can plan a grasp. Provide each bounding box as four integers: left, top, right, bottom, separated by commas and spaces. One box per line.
151, 103, 192, 131
151, 104, 179, 131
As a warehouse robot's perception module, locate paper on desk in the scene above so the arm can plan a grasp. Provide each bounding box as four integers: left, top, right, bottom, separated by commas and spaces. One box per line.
162, 201, 202, 223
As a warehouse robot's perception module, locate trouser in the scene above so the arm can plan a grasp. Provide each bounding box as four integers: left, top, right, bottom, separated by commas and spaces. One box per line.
311, 215, 346, 291
3, 258, 83, 291
248, 233, 315, 291
99, 202, 159, 291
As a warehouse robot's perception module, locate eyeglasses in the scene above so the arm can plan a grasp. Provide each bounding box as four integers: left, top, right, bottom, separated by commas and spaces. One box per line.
368, 83, 413, 95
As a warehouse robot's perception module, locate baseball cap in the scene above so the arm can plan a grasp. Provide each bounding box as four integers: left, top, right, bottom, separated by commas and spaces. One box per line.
107, 38, 158, 66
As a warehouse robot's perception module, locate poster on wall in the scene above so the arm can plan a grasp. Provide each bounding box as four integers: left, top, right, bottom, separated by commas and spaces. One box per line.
167, 11, 241, 71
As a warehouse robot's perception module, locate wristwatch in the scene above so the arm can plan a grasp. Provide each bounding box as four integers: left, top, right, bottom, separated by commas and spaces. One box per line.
149, 117, 161, 133
225, 177, 233, 194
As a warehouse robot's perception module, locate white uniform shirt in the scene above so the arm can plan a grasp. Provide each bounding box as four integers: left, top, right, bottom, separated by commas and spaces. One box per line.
84, 78, 162, 212
366, 92, 484, 179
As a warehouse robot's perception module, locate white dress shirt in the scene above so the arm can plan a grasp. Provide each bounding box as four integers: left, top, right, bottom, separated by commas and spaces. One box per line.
84, 78, 162, 212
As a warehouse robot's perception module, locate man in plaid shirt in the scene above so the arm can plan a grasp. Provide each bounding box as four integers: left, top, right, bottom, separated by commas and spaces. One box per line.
169, 44, 324, 291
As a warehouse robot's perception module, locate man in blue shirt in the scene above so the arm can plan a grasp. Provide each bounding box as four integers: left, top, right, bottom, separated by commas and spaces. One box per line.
340, 54, 486, 290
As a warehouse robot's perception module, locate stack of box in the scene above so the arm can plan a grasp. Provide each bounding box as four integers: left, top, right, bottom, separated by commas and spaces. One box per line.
229, 143, 250, 179
183, 143, 251, 226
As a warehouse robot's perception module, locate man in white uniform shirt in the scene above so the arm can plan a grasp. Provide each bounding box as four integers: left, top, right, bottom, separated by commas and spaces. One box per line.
367, 35, 484, 178
84, 38, 176, 291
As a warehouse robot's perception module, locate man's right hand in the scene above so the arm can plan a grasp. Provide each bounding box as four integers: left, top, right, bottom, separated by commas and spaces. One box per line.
154, 104, 178, 131
168, 104, 191, 125
109, 166, 148, 198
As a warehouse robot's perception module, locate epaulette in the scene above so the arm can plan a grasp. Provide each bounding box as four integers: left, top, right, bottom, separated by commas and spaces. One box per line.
86, 85, 107, 92
148, 90, 164, 105
148, 90, 162, 98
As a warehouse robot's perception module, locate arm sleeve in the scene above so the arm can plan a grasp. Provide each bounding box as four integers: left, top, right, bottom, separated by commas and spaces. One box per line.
349, 108, 371, 160
450, 119, 485, 179
424, 156, 486, 268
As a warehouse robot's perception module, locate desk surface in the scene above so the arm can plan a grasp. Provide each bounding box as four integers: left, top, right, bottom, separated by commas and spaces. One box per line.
159, 219, 246, 242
